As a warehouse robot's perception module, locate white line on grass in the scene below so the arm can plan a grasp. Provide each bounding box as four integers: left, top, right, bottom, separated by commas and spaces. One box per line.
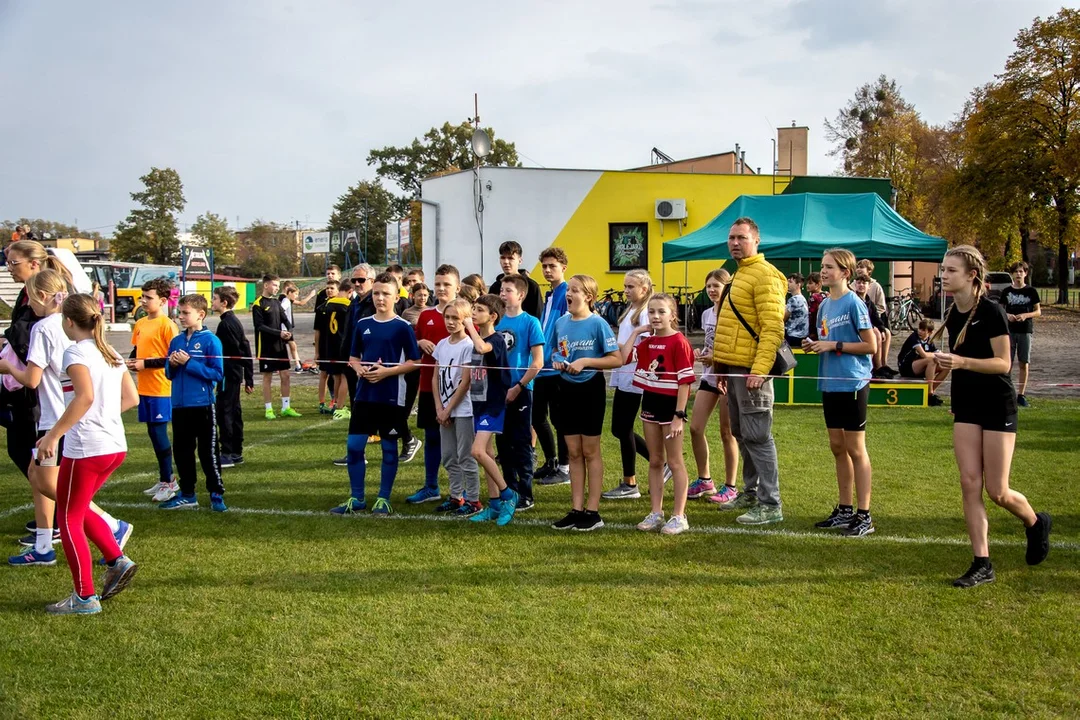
93, 500, 1080, 553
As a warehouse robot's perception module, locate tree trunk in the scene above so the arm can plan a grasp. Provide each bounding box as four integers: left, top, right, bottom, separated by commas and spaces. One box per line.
1018, 214, 1031, 264
1057, 195, 1070, 304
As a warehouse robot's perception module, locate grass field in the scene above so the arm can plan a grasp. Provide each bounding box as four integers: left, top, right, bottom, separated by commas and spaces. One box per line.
1, 389, 1078, 719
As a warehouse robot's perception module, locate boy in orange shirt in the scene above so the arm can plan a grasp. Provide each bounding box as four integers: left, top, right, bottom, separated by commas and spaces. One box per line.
126, 278, 180, 502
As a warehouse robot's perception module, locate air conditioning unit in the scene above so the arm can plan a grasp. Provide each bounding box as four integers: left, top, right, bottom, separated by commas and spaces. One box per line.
655, 199, 687, 220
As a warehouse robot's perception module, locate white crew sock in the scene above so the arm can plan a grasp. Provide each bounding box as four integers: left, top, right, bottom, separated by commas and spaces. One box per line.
95, 509, 120, 534
35, 528, 52, 555
282, 397, 291, 410
558, 464, 570, 474
265, 402, 272, 411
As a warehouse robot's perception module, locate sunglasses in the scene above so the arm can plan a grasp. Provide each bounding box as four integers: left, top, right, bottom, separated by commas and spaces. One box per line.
353, 277, 370, 284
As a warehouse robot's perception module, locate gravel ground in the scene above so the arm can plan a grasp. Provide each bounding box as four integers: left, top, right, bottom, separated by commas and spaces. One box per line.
106, 307, 1080, 400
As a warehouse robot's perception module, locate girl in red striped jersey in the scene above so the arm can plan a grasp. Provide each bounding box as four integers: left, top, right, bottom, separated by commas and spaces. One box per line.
620, 294, 696, 535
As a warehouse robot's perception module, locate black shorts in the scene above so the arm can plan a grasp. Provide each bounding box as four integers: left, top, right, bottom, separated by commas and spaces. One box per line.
348, 401, 409, 439
258, 339, 290, 373
953, 407, 1018, 433
556, 374, 606, 437
318, 359, 344, 376
640, 391, 677, 424
898, 361, 919, 379
416, 391, 438, 430
698, 379, 720, 395
822, 386, 869, 432
34, 430, 65, 467
259, 358, 291, 373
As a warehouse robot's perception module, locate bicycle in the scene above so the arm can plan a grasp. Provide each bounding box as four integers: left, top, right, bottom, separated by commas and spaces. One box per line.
670, 285, 700, 332
887, 289, 923, 332
596, 288, 625, 327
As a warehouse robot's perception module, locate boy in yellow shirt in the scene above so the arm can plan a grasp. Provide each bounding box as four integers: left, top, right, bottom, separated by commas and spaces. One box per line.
126, 278, 180, 502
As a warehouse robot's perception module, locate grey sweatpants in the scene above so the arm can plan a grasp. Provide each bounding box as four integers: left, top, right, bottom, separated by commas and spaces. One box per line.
440, 416, 480, 502
725, 366, 781, 508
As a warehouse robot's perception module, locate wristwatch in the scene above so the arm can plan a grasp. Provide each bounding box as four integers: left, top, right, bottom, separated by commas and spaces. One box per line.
835, 341, 844, 355
673, 409, 688, 420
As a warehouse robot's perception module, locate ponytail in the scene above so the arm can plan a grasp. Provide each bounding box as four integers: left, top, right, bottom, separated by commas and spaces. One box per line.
932, 244, 987, 349
62, 294, 123, 367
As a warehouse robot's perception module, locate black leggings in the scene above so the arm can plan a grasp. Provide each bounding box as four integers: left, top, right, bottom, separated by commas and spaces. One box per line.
532, 375, 567, 466
610, 389, 649, 478
5, 409, 36, 480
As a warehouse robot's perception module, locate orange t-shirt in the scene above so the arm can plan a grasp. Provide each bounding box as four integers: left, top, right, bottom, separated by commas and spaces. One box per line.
131, 315, 179, 397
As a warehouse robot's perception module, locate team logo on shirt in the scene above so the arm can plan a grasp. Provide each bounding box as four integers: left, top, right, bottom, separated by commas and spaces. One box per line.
363, 328, 372, 335
194, 342, 201, 351
426, 319, 435, 326
500, 330, 516, 351
558, 338, 570, 358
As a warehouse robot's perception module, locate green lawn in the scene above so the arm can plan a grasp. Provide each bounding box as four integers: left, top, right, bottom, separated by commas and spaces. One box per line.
1, 390, 1078, 719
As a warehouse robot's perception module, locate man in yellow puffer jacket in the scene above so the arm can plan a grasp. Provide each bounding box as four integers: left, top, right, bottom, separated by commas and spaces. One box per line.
712, 217, 787, 526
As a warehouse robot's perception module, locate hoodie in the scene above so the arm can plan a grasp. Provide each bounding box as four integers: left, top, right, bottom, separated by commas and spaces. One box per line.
165, 327, 224, 408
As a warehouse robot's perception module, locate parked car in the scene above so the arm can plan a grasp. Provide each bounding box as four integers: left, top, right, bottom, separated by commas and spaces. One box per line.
986, 272, 1012, 301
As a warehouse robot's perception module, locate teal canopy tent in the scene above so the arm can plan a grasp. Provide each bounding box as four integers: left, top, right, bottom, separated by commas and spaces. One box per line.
662, 193, 947, 262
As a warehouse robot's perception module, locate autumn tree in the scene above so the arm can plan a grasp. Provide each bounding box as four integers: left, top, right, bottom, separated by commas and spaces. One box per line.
111, 167, 186, 264
190, 211, 237, 265
327, 180, 399, 266
237, 221, 298, 278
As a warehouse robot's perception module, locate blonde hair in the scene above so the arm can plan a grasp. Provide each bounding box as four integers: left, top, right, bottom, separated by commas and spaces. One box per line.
62, 294, 122, 367
618, 269, 654, 325
649, 294, 681, 331
932, 244, 987, 349
705, 268, 731, 285
6, 240, 74, 286
569, 274, 600, 311
444, 298, 472, 319
24, 269, 69, 310
824, 248, 857, 282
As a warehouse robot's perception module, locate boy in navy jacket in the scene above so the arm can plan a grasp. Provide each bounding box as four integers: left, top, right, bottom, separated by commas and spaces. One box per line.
159, 294, 227, 512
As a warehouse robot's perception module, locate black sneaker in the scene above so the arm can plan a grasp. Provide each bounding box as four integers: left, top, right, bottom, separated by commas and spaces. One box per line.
814, 505, 854, 529
928, 394, 944, 407
574, 510, 604, 532
232, 456, 244, 466
1025, 512, 1052, 565
25, 519, 36, 533
333, 456, 348, 467
18, 529, 60, 547
516, 497, 535, 512
953, 560, 995, 588
552, 510, 584, 531
1017, 394, 1031, 408
219, 455, 235, 469
842, 512, 875, 537
534, 463, 554, 480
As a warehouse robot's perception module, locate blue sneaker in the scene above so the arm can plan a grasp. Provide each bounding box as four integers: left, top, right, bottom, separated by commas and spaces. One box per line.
8, 548, 57, 566
210, 494, 228, 513
455, 500, 483, 517
406, 486, 441, 504
435, 498, 463, 513
46, 592, 101, 616
98, 520, 135, 566
329, 497, 366, 515
371, 497, 393, 517
496, 490, 519, 527
469, 505, 497, 523
159, 494, 198, 510
101, 555, 138, 601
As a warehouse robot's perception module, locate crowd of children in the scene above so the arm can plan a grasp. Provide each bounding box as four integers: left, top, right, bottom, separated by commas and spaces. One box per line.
0, 235, 1056, 615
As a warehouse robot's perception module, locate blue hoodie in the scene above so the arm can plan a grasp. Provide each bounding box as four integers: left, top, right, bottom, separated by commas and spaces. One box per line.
165, 327, 224, 408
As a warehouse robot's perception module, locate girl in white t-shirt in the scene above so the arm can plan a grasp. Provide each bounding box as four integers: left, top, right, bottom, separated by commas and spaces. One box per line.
36, 294, 140, 615
0, 271, 131, 568
688, 268, 740, 505
432, 299, 481, 514
601, 269, 655, 500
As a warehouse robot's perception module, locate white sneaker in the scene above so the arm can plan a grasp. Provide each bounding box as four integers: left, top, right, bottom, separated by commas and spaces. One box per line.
143, 482, 159, 495
661, 515, 689, 535
636, 511, 665, 532
151, 481, 178, 503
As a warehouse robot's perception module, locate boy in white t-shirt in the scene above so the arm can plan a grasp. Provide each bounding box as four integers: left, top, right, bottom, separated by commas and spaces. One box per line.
280, 282, 303, 373
432, 299, 481, 516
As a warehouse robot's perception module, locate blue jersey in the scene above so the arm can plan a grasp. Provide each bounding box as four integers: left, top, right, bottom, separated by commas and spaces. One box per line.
350, 315, 421, 406
496, 311, 545, 389
552, 313, 618, 384
470, 332, 511, 417
539, 282, 569, 375
816, 291, 873, 393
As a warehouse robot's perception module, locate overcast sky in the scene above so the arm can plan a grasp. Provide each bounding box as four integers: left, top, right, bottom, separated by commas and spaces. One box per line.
0, 0, 1065, 234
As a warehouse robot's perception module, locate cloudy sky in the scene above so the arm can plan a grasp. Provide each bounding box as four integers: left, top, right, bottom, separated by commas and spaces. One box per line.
0, 0, 1064, 234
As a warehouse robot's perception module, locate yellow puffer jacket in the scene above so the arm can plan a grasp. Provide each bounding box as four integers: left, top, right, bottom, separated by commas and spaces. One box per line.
712, 253, 787, 376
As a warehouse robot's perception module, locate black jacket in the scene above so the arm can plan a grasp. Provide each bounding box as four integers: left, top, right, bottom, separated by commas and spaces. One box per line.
339, 292, 377, 359
216, 310, 254, 389
489, 269, 543, 320
0, 289, 40, 419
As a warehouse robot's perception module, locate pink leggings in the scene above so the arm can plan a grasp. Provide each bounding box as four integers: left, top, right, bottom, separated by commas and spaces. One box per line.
57, 452, 126, 597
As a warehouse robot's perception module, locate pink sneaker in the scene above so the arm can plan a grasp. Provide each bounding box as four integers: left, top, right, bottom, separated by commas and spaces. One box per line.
708, 485, 739, 505
687, 478, 717, 499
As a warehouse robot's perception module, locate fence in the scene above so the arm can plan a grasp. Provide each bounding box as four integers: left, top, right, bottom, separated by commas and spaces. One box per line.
1037, 287, 1080, 308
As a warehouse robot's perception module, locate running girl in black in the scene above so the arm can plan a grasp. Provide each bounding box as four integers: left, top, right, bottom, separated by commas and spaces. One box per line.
932, 245, 1051, 588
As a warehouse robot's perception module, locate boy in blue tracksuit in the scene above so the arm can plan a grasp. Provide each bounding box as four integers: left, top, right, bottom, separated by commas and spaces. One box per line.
159, 294, 226, 512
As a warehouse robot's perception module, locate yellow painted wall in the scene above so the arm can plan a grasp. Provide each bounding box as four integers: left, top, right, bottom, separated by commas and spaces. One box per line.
540, 171, 779, 294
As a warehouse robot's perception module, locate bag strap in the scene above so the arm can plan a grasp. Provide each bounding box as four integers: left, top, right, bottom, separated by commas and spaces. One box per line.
721, 274, 759, 343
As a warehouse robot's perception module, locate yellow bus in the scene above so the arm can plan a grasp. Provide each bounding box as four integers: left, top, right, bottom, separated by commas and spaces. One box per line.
80, 260, 180, 320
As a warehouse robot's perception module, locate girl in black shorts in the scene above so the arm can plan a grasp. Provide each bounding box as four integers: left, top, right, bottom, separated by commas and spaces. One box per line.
932, 245, 1051, 588
624, 295, 696, 535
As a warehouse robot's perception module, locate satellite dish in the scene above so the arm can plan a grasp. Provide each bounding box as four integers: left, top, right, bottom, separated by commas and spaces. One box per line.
471, 128, 492, 158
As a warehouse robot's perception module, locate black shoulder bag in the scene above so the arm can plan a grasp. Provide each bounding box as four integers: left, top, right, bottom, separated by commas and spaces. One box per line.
721, 279, 798, 377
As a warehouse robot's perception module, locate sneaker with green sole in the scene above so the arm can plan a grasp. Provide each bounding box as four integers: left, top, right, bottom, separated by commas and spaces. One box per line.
280, 407, 302, 418
719, 491, 757, 511
735, 504, 783, 525
265, 409, 277, 420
